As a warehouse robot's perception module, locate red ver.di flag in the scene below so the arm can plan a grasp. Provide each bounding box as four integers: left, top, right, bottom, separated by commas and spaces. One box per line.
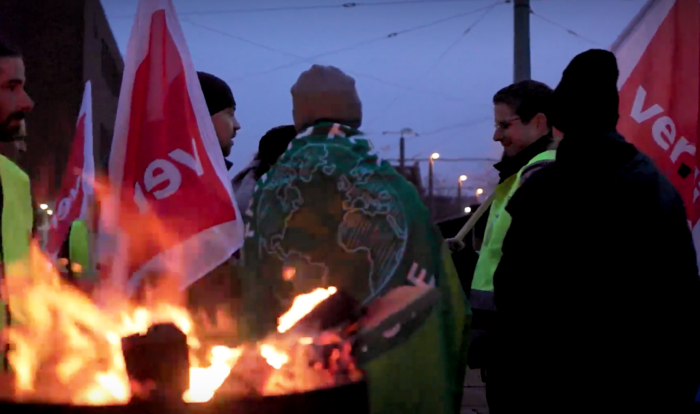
611, 0, 700, 257
46, 81, 94, 258
105, 0, 243, 296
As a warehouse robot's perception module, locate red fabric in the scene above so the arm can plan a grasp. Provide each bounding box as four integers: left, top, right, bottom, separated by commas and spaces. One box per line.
118, 10, 237, 278
617, 0, 700, 224
45, 113, 87, 257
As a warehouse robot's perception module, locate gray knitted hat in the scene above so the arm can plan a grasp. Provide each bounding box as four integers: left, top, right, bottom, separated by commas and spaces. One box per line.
291, 65, 362, 131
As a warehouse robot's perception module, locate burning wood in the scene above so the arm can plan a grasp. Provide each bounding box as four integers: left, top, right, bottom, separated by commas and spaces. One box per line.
0, 243, 364, 406
121, 323, 190, 402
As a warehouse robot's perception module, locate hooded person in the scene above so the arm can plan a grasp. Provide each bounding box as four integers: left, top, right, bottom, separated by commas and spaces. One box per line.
490, 49, 700, 412
197, 71, 240, 169
231, 125, 297, 212
236, 64, 471, 414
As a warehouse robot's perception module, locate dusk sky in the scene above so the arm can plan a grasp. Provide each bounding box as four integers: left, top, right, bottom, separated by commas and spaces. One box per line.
101, 0, 646, 194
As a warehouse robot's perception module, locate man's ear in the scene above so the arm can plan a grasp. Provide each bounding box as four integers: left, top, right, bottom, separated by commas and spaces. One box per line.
534, 112, 549, 132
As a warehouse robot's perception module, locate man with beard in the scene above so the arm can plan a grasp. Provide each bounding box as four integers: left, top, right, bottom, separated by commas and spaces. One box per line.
447, 80, 555, 413
238, 64, 470, 414
492, 50, 700, 412
185, 72, 242, 336
197, 71, 240, 170
0, 40, 35, 380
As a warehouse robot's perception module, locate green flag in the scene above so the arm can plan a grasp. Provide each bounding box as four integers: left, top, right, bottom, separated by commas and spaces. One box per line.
239, 122, 471, 414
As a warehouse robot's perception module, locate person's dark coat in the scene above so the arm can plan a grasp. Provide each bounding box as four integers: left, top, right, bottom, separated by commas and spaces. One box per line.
491, 50, 700, 412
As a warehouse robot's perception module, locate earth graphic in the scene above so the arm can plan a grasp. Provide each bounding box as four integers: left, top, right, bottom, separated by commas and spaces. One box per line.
250, 138, 409, 308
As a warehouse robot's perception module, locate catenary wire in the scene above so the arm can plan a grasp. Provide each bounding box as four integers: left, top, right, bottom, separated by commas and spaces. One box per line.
184, 19, 472, 101
226, 3, 506, 82
529, 8, 605, 47
111, 0, 514, 18
364, 0, 502, 128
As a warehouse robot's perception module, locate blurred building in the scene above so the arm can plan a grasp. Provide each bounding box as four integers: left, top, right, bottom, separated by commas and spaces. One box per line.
0, 0, 123, 203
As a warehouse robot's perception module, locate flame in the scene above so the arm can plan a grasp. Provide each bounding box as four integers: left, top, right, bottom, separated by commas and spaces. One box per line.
259, 344, 289, 369
184, 346, 243, 403
2, 242, 347, 404
277, 287, 337, 333
1, 179, 352, 404
282, 267, 296, 281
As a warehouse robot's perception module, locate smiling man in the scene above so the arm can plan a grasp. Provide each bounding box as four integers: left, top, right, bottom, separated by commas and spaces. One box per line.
455, 80, 556, 413
0, 39, 35, 379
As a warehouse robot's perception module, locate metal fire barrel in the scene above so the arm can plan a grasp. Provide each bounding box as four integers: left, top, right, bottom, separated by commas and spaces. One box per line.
0, 380, 369, 414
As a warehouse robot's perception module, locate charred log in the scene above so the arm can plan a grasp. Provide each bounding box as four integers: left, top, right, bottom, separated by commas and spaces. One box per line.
121, 323, 189, 403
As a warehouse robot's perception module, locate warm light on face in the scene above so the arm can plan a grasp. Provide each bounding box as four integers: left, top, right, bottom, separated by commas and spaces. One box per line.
430, 153, 440, 160
459, 175, 467, 182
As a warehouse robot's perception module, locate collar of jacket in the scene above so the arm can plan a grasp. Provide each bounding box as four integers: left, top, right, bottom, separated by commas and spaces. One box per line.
298, 120, 363, 139
494, 133, 554, 183
556, 130, 637, 171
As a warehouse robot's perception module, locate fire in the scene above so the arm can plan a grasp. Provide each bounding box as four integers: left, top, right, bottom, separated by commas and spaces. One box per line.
184, 346, 243, 403
2, 242, 348, 404
277, 287, 337, 333
259, 344, 289, 369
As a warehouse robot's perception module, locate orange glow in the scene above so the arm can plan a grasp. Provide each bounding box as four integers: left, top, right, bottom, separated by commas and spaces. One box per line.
277, 287, 337, 333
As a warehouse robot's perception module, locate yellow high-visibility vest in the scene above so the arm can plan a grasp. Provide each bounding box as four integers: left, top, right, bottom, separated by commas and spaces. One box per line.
0, 154, 33, 369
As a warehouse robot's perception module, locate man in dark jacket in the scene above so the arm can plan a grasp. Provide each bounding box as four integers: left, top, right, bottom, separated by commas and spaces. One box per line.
196, 71, 240, 170
492, 49, 700, 412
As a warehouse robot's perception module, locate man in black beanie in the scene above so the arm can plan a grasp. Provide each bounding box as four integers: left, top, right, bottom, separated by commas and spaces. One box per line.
491, 49, 700, 412
197, 71, 240, 168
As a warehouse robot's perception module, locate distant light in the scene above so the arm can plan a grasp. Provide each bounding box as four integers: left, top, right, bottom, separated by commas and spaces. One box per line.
430, 152, 440, 160
476, 188, 484, 195
39, 203, 48, 210
464, 207, 472, 214
46, 209, 54, 216
459, 175, 468, 182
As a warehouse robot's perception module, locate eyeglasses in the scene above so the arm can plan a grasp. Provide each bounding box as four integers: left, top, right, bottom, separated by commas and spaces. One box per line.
495, 116, 521, 130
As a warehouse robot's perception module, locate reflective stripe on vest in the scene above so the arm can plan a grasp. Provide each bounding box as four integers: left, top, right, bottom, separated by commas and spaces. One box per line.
0, 154, 33, 369
470, 150, 556, 311
69, 220, 90, 277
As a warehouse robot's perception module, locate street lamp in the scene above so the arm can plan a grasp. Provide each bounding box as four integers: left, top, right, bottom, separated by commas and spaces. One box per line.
464, 206, 472, 214
39, 203, 48, 210
457, 175, 468, 214
476, 188, 484, 195
46, 209, 54, 216
428, 154, 440, 219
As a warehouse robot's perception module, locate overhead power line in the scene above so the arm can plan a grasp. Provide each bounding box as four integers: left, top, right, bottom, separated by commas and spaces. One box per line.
227, 3, 505, 82
364, 0, 502, 128
112, 0, 509, 19
529, 8, 605, 47
379, 115, 492, 153
184, 20, 470, 101
413, 116, 493, 158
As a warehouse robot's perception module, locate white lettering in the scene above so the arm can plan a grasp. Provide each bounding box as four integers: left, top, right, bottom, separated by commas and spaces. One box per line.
133, 139, 209, 209
144, 159, 181, 200
169, 139, 204, 176
670, 136, 696, 163
55, 175, 82, 222
651, 116, 676, 150
630, 86, 664, 123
